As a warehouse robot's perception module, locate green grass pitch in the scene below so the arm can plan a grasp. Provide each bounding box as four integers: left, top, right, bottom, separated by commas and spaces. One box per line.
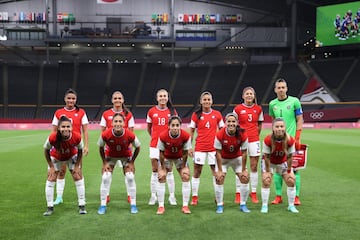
0, 128, 359, 240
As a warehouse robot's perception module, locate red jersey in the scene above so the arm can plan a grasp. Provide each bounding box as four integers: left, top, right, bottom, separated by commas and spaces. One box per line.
262, 135, 296, 164
44, 132, 83, 161
146, 106, 175, 148
233, 103, 263, 142
98, 128, 140, 158
189, 109, 224, 152
100, 108, 135, 130
214, 128, 248, 159
52, 107, 89, 135
157, 129, 192, 159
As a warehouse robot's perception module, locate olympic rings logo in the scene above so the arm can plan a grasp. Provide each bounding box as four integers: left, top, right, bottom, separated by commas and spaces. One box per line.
310, 112, 324, 119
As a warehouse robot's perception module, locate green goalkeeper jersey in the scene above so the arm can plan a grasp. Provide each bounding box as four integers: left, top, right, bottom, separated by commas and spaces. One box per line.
269, 96, 303, 137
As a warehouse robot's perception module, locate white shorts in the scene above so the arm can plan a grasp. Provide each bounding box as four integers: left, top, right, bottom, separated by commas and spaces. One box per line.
248, 141, 261, 157
193, 151, 216, 165
106, 157, 131, 168
149, 147, 160, 159
261, 159, 291, 175
50, 155, 79, 171
215, 156, 243, 173
164, 158, 187, 170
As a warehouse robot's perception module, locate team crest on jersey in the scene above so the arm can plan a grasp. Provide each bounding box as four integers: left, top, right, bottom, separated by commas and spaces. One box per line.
212, 115, 215, 119
200, 116, 204, 120
273, 106, 278, 111
287, 105, 291, 110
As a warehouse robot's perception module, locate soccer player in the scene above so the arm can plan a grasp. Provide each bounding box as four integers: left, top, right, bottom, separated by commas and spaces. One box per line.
334, 14, 341, 37
156, 115, 192, 215
99, 91, 135, 204
51, 88, 89, 205
260, 117, 298, 214
43, 116, 86, 216
97, 113, 140, 214
189, 91, 224, 205
233, 86, 263, 204
339, 15, 350, 40
269, 78, 303, 205
214, 113, 250, 214
147, 89, 177, 206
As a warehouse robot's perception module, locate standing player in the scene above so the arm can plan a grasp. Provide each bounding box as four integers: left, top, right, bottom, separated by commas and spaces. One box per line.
51, 88, 89, 205
147, 89, 177, 206
156, 116, 192, 215
97, 113, 140, 214
214, 113, 250, 214
43, 116, 86, 216
189, 91, 224, 205
269, 78, 303, 205
260, 118, 298, 213
334, 14, 341, 37
233, 86, 263, 204
100, 91, 135, 204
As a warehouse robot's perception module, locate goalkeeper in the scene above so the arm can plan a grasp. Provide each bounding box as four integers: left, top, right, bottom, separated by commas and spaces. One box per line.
268, 78, 303, 206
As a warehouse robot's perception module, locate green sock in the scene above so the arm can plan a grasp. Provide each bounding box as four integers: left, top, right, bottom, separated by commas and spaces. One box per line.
295, 171, 301, 196
274, 173, 283, 196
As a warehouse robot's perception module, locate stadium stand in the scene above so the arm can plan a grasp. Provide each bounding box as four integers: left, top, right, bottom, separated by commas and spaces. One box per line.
1, 59, 360, 121
132, 63, 175, 119
109, 63, 142, 106
170, 65, 208, 117
309, 58, 355, 90
0, 64, 3, 104
337, 59, 360, 102
206, 65, 243, 105
77, 63, 108, 105
262, 61, 307, 103
8, 65, 39, 105
232, 63, 278, 105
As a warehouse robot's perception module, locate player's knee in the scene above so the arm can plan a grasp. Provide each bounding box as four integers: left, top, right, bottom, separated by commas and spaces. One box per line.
181, 167, 190, 182
285, 174, 296, 187
262, 174, 272, 187
240, 173, 249, 184
72, 171, 82, 181
262, 179, 271, 188
216, 178, 224, 185
158, 175, 166, 183
47, 172, 57, 182
58, 169, 66, 178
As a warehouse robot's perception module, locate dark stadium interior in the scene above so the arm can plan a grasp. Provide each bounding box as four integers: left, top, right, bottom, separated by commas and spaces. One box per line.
0, 0, 359, 122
